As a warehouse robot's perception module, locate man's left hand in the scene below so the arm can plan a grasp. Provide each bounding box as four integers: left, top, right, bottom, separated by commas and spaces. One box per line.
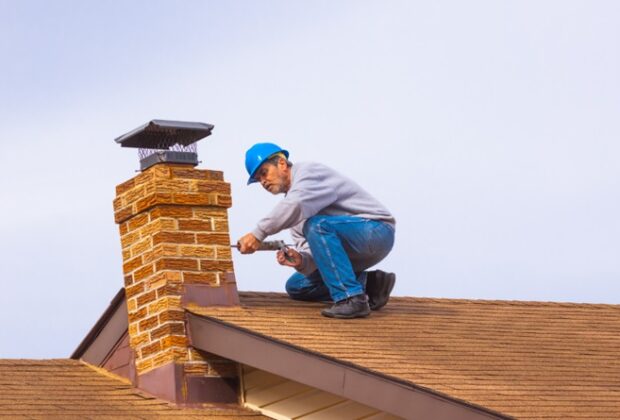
237, 233, 260, 254
277, 247, 303, 269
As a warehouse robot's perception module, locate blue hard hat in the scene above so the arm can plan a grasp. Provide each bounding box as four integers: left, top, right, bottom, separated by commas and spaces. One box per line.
245, 142, 289, 185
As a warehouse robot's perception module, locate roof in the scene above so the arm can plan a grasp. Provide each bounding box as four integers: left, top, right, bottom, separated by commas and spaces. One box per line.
187, 292, 620, 420
0, 359, 263, 419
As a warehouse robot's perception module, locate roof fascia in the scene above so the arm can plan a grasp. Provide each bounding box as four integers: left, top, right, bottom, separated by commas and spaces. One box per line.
71, 288, 128, 364
187, 313, 508, 420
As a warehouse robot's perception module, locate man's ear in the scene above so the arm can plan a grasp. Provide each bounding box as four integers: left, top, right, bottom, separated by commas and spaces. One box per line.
278, 157, 288, 170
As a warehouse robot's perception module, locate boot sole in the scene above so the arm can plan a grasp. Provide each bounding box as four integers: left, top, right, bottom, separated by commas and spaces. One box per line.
321, 309, 371, 319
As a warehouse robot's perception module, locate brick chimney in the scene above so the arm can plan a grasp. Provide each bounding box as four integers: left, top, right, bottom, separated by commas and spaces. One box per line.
112, 121, 240, 404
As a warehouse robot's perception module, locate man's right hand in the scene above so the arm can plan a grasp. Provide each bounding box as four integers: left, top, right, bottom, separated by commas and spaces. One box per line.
237, 233, 260, 254
276, 248, 303, 269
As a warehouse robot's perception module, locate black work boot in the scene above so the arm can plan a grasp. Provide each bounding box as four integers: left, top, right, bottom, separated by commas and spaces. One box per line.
321, 294, 371, 319
366, 270, 396, 310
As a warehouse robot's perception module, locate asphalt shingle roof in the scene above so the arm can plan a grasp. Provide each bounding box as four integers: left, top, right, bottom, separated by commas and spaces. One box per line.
188, 292, 620, 419
0, 359, 263, 419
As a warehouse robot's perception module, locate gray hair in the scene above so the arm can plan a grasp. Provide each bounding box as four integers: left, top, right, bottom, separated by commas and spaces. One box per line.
266, 153, 292, 167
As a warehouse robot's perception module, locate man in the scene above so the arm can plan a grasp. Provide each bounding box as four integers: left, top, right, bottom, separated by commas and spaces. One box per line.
237, 142, 396, 319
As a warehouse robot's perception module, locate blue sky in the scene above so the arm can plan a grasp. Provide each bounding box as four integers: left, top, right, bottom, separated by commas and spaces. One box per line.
1, 0, 619, 358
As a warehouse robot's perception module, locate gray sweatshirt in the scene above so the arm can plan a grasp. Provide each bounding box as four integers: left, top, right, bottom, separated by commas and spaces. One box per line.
251, 161, 395, 275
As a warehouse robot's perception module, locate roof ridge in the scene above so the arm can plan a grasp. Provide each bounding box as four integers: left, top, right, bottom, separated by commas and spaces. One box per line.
237, 290, 620, 308
398, 296, 620, 308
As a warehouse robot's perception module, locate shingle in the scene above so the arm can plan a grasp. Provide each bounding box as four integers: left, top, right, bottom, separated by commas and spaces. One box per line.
188, 292, 620, 419
0, 359, 264, 418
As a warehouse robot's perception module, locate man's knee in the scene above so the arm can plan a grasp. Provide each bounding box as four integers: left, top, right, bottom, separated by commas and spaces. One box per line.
286, 271, 329, 301
285, 278, 298, 298
285, 273, 305, 299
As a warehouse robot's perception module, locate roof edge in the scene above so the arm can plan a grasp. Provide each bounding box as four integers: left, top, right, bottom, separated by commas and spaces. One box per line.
71, 288, 126, 359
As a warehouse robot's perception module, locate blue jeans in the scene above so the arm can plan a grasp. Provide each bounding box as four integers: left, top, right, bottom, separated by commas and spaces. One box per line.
285, 215, 395, 303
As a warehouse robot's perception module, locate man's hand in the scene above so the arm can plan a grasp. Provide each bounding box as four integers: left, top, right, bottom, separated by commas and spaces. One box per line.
276, 247, 303, 269
237, 233, 260, 254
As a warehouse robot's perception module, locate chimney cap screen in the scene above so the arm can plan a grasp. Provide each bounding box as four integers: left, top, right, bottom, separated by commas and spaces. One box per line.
115, 119, 214, 149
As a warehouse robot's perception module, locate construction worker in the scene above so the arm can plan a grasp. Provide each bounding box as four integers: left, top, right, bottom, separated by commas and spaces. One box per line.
237, 142, 396, 318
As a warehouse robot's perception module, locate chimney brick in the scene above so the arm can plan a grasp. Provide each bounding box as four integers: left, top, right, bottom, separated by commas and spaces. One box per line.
114, 163, 239, 403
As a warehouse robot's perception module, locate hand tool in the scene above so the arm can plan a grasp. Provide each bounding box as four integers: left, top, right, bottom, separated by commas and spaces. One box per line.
231, 240, 296, 262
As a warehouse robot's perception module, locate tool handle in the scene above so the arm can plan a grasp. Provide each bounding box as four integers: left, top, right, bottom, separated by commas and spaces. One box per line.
257, 240, 287, 251
231, 240, 293, 251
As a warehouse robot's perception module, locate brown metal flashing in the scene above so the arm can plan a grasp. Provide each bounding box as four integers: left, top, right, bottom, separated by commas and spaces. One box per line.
137, 361, 239, 405
186, 376, 239, 404
71, 288, 128, 362
137, 362, 183, 403
182, 283, 240, 307
187, 313, 509, 420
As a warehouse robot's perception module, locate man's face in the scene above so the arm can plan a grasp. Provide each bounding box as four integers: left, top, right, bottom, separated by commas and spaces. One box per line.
256, 158, 290, 195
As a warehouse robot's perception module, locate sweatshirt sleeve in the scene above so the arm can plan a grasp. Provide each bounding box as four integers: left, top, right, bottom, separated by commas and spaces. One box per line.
252, 164, 339, 241
251, 200, 304, 241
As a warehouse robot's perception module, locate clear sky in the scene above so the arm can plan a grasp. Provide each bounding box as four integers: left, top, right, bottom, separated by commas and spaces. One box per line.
1, 0, 618, 358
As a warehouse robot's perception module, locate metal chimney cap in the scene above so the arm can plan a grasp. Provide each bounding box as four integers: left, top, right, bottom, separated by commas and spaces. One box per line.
115, 119, 214, 149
